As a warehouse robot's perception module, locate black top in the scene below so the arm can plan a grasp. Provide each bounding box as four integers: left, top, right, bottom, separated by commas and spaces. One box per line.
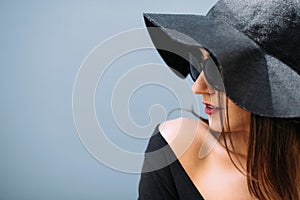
138, 125, 205, 200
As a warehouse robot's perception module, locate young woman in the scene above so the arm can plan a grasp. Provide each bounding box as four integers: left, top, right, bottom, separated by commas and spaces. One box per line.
139, 0, 300, 199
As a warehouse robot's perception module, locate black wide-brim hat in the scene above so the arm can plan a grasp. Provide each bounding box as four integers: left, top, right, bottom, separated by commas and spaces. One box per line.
144, 0, 300, 118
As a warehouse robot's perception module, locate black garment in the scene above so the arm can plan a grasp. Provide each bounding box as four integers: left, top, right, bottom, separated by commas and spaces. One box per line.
138, 125, 205, 200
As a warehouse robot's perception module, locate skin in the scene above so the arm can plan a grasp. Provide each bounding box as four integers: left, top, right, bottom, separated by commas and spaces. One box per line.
159, 49, 254, 199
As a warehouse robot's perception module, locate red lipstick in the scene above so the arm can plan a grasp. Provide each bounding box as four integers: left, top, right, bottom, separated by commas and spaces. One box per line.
203, 101, 222, 115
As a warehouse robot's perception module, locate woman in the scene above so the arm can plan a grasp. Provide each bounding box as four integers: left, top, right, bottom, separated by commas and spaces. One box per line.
139, 0, 300, 199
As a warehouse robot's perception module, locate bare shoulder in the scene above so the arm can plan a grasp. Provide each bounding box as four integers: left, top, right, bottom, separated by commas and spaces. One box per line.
158, 117, 204, 142
158, 117, 208, 158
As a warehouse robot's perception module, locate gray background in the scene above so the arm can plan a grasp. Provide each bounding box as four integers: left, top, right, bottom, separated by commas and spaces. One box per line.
1, 0, 217, 199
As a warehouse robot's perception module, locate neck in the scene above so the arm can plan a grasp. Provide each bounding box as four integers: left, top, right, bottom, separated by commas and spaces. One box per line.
220, 129, 250, 171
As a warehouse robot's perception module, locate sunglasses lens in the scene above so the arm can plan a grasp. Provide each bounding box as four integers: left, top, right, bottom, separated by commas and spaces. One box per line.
204, 57, 224, 91
188, 52, 224, 92
189, 53, 201, 81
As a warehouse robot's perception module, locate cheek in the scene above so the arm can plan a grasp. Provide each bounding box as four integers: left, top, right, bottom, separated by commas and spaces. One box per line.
226, 102, 251, 131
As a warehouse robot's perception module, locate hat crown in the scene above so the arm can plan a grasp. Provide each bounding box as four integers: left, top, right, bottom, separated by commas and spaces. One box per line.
207, 0, 300, 74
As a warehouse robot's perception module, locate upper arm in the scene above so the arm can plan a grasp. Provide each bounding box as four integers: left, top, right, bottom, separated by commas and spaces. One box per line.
138, 125, 179, 200
138, 168, 179, 200
138, 118, 209, 200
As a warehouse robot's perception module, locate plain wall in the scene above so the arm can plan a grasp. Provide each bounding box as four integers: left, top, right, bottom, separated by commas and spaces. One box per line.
0, 0, 217, 199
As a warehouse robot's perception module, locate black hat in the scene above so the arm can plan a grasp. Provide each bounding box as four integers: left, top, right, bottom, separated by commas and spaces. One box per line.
143, 0, 300, 118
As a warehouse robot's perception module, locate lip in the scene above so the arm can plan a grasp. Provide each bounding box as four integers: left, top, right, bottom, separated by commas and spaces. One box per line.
202, 101, 222, 115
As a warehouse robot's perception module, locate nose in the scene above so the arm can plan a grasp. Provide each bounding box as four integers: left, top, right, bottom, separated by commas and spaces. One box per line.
192, 71, 212, 94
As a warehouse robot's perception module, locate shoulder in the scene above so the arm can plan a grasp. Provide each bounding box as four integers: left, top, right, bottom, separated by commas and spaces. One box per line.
158, 117, 209, 158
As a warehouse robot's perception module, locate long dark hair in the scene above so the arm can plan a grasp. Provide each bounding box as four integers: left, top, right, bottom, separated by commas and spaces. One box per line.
193, 101, 300, 199
247, 115, 300, 200
212, 61, 300, 199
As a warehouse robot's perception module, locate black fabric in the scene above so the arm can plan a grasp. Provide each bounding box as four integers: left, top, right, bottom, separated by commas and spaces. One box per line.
207, 0, 300, 74
138, 126, 205, 200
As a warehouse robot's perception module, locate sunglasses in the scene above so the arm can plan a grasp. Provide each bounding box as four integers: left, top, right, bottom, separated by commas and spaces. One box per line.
188, 51, 224, 92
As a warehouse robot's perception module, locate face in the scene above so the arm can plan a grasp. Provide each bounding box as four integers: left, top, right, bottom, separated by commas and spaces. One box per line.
192, 49, 250, 134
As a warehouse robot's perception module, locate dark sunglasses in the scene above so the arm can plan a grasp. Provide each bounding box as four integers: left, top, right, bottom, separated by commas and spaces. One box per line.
188, 52, 224, 92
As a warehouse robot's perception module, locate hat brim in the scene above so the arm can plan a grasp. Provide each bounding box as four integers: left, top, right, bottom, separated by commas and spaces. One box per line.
144, 13, 300, 118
